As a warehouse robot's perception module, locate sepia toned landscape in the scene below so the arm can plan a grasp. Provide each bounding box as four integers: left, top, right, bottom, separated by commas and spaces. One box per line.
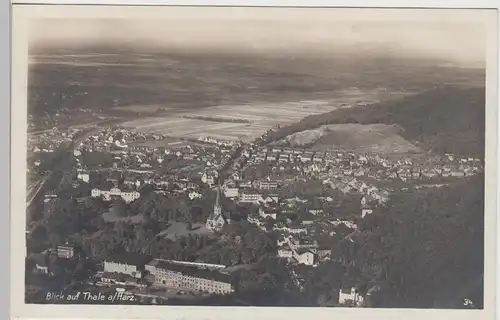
23, 9, 487, 310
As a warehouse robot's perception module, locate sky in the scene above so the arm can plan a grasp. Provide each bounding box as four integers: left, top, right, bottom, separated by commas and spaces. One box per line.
29, 7, 491, 67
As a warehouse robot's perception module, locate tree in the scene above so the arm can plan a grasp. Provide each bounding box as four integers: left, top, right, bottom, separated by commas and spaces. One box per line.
110, 199, 129, 217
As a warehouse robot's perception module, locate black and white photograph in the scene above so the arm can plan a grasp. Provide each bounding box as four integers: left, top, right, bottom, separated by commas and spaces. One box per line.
9, 4, 499, 318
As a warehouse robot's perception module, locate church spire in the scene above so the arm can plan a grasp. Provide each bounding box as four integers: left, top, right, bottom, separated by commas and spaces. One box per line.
206, 185, 224, 232
215, 185, 221, 208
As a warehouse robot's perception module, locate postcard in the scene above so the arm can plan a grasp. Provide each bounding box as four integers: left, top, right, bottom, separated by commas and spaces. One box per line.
9, 3, 499, 320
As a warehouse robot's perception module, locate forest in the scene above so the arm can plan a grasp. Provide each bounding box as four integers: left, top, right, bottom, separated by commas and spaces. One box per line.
354, 174, 485, 308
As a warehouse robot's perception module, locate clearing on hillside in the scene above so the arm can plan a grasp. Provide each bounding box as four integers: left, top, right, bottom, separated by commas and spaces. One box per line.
286, 123, 422, 154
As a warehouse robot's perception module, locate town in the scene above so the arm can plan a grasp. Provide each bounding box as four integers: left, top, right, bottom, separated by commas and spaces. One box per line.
25, 122, 484, 307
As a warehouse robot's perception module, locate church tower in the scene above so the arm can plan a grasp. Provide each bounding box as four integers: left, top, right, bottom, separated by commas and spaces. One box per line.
214, 186, 222, 216
206, 186, 225, 232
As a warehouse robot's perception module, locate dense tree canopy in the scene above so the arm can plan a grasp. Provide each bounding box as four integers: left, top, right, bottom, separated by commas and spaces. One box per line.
354, 174, 484, 308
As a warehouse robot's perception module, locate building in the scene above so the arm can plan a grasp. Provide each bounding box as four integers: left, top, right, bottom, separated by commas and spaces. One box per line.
263, 194, 279, 204
77, 172, 90, 183
278, 247, 293, 259
146, 260, 234, 295
91, 187, 140, 203
278, 154, 289, 163
293, 249, 316, 266
123, 178, 139, 187
201, 172, 216, 186
223, 187, 239, 199
97, 272, 148, 289
188, 191, 202, 200
239, 180, 253, 188
247, 214, 261, 226
266, 154, 277, 162
288, 226, 308, 234
300, 154, 312, 163
259, 180, 278, 190
239, 190, 261, 203
313, 154, 324, 163
259, 207, 277, 220
361, 208, 373, 218
317, 249, 331, 261
33, 254, 50, 274
338, 287, 365, 306
206, 187, 226, 232
104, 253, 152, 279
289, 237, 318, 251
309, 209, 324, 216
56, 245, 74, 259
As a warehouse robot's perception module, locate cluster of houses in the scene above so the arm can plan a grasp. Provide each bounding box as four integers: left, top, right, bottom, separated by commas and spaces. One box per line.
197, 136, 237, 147
276, 234, 331, 266
387, 155, 482, 181
27, 127, 81, 154
323, 176, 389, 206
236, 144, 482, 185
220, 177, 280, 203
73, 127, 238, 174
90, 187, 141, 203
84, 171, 207, 202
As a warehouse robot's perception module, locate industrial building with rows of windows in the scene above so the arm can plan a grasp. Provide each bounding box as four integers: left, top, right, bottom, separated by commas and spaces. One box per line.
146, 260, 234, 294
102, 253, 234, 295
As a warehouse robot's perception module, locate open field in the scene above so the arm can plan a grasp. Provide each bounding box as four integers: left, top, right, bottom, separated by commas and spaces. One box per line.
157, 222, 211, 240
112, 105, 175, 114
302, 123, 422, 154
129, 138, 194, 149
129, 139, 224, 152
120, 88, 401, 142
29, 48, 484, 131
278, 127, 330, 146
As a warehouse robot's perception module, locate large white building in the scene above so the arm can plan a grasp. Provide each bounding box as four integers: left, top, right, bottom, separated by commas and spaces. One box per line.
239, 191, 261, 203
91, 187, 140, 203
146, 260, 233, 295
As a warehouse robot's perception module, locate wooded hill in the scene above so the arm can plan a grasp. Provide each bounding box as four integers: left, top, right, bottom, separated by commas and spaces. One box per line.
267, 86, 485, 156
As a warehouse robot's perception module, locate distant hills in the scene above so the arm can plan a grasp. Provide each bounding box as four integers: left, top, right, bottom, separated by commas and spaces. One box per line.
268, 85, 485, 156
